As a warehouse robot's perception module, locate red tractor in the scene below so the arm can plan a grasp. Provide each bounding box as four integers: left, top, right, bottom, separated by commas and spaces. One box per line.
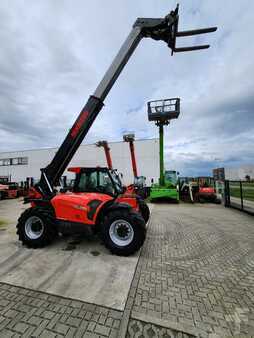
16, 6, 216, 255
0, 179, 19, 199
196, 177, 221, 204
95, 140, 150, 223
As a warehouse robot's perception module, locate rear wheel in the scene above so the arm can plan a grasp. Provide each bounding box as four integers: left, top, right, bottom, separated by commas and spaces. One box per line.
16, 206, 57, 248
138, 199, 150, 223
101, 209, 146, 256
214, 197, 221, 204
199, 196, 206, 203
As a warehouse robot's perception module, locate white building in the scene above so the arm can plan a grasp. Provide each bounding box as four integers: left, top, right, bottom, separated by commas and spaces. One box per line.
225, 165, 254, 181
0, 138, 159, 186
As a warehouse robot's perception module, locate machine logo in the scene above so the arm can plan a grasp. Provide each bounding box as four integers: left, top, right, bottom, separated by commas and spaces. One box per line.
71, 110, 89, 138
74, 204, 87, 211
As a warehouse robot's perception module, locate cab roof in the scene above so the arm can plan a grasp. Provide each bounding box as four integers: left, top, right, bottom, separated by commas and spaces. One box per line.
68, 166, 109, 173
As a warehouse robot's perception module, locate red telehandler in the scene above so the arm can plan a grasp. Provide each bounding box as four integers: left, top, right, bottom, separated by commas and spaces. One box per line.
95, 140, 150, 223
123, 134, 148, 198
95, 141, 113, 170
16, 5, 216, 255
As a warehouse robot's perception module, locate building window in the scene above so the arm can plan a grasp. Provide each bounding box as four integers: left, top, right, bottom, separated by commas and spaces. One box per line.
18, 157, 28, 165
2, 159, 10, 166
0, 157, 28, 166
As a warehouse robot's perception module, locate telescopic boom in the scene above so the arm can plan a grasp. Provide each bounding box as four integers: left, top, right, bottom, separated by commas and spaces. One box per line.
123, 134, 138, 178
96, 141, 113, 170
35, 4, 217, 198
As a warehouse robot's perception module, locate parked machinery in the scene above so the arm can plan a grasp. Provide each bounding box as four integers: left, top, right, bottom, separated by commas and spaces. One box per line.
123, 133, 148, 199
0, 176, 20, 199
16, 5, 217, 255
96, 140, 150, 223
96, 141, 113, 170
179, 176, 221, 203
179, 177, 199, 203
0, 183, 8, 200
196, 177, 221, 203
148, 98, 180, 202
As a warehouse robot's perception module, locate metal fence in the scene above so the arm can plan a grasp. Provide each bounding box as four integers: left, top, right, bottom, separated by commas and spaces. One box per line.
224, 180, 254, 215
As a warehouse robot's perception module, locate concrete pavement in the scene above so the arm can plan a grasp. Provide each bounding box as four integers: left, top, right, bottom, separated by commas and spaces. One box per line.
0, 199, 139, 310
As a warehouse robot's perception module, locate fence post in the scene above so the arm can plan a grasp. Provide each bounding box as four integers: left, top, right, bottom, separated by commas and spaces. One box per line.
240, 181, 243, 210
224, 180, 230, 207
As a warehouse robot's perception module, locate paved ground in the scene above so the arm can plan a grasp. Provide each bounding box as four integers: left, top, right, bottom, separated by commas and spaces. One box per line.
0, 199, 139, 310
0, 200, 254, 337
127, 203, 254, 337
0, 283, 123, 338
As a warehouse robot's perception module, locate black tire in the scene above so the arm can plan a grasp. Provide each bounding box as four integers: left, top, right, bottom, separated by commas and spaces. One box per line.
199, 197, 206, 203
214, 198, 221, 204
100, 209, 146, 256
16, 206, 57, 248
138, 199, 150, 223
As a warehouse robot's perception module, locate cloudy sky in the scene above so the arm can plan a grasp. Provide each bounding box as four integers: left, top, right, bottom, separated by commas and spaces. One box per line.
0, 0, 253, 176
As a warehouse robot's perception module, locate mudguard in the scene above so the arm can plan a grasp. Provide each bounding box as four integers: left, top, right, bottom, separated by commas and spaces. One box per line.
94, 201, 132, 229
105, 201, 132, 212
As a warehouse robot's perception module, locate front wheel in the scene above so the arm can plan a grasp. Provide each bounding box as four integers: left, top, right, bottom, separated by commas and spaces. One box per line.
16, 206, 57, 248
101, 209, 146, 256
199, 196, 206, 203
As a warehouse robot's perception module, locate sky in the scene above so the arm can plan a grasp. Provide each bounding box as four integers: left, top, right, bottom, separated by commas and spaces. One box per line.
0, 0, 253, 176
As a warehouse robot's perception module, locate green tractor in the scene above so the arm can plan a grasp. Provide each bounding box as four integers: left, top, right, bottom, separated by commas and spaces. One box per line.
148, 98, 180, 202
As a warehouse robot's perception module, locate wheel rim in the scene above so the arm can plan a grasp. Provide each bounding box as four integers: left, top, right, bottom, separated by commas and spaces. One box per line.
25, 216, 44, 240
109, 219, 134, 247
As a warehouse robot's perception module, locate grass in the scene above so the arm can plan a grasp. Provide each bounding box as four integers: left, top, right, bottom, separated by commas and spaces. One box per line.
229, 183, 254, 202
0, 219, 7, 228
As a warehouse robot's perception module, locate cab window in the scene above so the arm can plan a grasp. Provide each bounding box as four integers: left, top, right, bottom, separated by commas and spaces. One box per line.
75, 170, 115, 195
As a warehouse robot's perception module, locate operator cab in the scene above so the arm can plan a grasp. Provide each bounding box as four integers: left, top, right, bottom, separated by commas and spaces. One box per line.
134, 176, 146, 189
68, 167, 124, 196
164, 170, 179, 186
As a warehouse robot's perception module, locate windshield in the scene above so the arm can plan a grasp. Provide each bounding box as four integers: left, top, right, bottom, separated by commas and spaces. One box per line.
165, 170, 178, 185
75, 170, 116, 195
